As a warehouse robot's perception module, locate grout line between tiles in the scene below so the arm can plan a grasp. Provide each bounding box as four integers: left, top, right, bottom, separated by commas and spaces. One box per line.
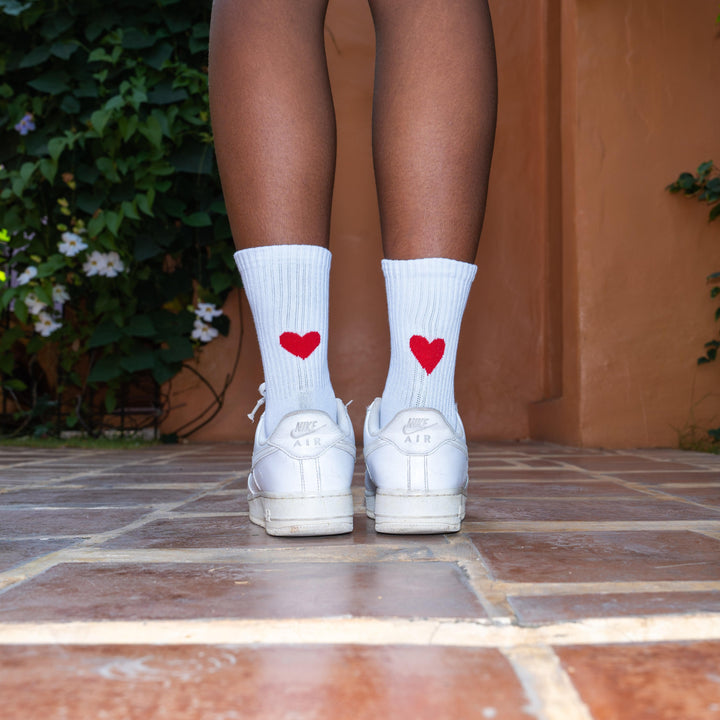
498, 579, 720, 596
441, 535, 516, 621
462, 520, 720, 532
2, 612, 720, 647
0, 479, 250, 592
503, 644, 594, 720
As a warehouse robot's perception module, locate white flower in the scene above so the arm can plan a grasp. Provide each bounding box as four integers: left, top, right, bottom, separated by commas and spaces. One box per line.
195, 302, 223, 322
191, 318, 219, 343
52, 284, 70, 305
58, 232, 88, 257
83, 250, 107, 277
24, 292, 47, 315
34, 311, 61, 337
17, 266, 37, 285
99, 251, 124, 277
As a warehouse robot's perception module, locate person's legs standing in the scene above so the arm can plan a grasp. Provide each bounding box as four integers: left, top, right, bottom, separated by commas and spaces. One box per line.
363, 0, 497, 533
209, 0, 355, 536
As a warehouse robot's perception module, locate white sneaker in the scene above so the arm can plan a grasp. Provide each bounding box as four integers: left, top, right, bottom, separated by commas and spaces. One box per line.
363, 398, 468, 534
247, 399, 356, 537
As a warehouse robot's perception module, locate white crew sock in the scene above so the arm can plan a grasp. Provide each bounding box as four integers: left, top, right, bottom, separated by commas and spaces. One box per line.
234, 244, 337, 434
380, 257, 477, 428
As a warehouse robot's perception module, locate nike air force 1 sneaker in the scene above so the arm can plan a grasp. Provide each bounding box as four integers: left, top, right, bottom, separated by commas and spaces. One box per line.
248, 399, 356, 536
363, 398, 468, 534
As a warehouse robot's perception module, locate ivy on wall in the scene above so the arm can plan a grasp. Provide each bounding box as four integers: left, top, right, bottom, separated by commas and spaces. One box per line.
0, 0, 240, 437
668, 161, 720, 444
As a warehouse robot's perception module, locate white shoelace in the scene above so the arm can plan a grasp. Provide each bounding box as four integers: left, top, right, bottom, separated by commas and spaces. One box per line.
247, 383, 266, 422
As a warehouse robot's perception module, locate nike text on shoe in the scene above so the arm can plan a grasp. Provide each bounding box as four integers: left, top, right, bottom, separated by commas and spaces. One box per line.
363, 398, 468, 534
248, 399, 356, 536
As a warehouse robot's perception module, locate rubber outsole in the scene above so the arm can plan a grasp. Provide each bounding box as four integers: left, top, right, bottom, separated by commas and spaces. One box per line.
248, 491, 354, 537
365, 485, 466, 535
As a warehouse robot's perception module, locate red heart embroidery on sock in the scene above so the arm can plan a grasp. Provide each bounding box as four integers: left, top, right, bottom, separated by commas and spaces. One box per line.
279, 331, 321, 359
409, 335, 445, 375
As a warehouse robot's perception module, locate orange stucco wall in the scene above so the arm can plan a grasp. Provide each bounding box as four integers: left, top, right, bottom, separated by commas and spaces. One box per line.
531, 0, 720, 447
164, 0, 720, 448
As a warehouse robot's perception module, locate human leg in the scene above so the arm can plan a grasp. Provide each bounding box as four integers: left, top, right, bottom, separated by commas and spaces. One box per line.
209, 0, 354, 536
363, 0, 497, 533
209, 0, 338, 432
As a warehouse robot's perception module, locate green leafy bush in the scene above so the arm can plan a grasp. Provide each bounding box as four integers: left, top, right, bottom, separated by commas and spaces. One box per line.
668, 161, 720, 443
0, 0, 239, 436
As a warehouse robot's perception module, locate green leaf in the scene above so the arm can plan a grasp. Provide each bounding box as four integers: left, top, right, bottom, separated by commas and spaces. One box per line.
159, 196, 185, 218
152, 359, 180, 385
33, 285, 53, 305
47, 137, 66, 162
121, 200, 140, 220
2, 378, 26, 391
105, 388, 117, 414
136, 192, 154, 217
122, 28, 158, 49
40, 12, 73, 40
210, 271, 233, 294
184, 211, 212, 227
118, 114, 138, 142
147, 83, 188, 105
164, 12, 191, 33
677, 173, 698, 192
96, 156, 120, 182
189, 36, 207, 55
27, 70, 71, 95
76, 189, 104, 215
14, 299, 28, 324
170, 143, 214, 175
160, 336, 194, 363
50, 40, 78, 60
698, 161, 714, 177
0, 288, 19, 313
0, 354, 14, 375
88, 321, 123, 349
144, 42, 173, 70
88, 47, 112, 63
1, 1, 32, 16
87, 212, 106, 237
120, 349, 156, 372
139, 116, 163, 149
88, 355, 123, 383
125, 314, 156, 337
0, 325, 23, 351
105, 210, 122, 237
19, 45, 51, 68
76, 163, 101, 185
105, 94, 125, 112
75, 78, 99, 98
133, 234, 162, 261
19, 161, 36, 183
90, 108, 111, 135
37, 255, 66, 278
60, 94, 81, 114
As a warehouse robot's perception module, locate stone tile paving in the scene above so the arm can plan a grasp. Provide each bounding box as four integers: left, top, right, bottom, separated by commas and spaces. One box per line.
1, 442, 720, 719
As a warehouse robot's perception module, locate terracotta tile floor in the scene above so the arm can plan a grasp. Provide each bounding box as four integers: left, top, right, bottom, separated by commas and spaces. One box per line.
1, 443, 720, 719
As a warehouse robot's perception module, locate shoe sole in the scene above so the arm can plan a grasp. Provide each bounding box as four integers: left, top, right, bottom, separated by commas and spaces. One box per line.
248, 489, 354, 537
365, 482, 466, 535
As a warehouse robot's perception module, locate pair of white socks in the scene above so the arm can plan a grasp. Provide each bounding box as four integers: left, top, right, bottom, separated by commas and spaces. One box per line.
234, 244, 476, 434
